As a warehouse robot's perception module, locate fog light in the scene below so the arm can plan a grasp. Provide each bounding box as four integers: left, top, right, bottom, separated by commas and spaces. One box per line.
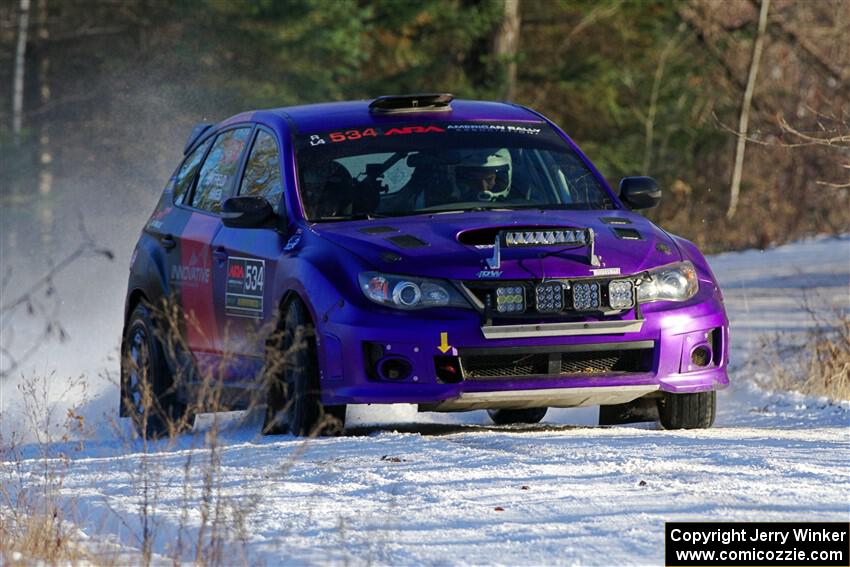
495, 286, 525, 313
377, 356, 412, 380
535, 282, 563, 312
608, 280, 635, 309
572, 281, 601, 310
691, 345, 711, 367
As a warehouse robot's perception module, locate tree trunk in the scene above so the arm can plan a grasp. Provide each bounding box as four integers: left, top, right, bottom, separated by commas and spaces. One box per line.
493, 0, 521, 101
12, 0, 31, 146
37, 0, 53, 247
727, 0, 770, 220
643, 29, 682, 175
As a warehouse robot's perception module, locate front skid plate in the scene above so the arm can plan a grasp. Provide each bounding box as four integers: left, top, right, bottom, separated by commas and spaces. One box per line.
420, 384, 659, 412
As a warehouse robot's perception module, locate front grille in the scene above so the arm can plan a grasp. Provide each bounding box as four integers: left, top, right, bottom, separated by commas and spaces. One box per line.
463, 353, 550, 378
559, 351, 643, 374
457, 343, 654, 381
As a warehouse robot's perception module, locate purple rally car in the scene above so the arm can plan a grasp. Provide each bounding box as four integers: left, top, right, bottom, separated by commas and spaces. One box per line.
121, 93, 728, 437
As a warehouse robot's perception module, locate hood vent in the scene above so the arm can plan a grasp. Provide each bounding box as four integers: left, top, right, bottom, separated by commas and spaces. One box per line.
600, 216, 632, 225
612, 227, 642, 240
359, 225, 399, 235
387, 234, 429, 249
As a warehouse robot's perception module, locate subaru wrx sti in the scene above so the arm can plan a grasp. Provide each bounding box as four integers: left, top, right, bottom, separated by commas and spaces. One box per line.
122, 94, 728, 437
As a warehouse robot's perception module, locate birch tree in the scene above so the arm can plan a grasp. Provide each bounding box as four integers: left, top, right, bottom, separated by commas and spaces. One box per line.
12, 0, 31, 147
727, 0, 770, 219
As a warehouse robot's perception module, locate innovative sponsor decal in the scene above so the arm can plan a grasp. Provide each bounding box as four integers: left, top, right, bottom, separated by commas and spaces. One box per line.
225, 257, 265, 317
170, 250, 210, 288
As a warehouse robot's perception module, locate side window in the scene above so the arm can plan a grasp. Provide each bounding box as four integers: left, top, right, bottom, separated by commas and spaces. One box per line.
239, 130, 284, 209
173, 138, 212, 205
192, 127, 252, 213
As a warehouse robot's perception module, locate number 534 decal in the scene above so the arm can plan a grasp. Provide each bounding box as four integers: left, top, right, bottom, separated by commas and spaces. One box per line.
225, 257, 265, 318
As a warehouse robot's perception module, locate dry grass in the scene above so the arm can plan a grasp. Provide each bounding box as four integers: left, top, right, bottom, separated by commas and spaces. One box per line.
0, 295, 332, 565
755, 308, 850, 400
0, 510, 93, 565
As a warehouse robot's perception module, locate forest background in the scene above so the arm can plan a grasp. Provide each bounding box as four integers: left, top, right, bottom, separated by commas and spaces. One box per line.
1, 0, 848, 256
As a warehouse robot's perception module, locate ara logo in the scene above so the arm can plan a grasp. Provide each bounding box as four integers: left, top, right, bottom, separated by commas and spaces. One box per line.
476, 269, 503, 279
384, 126, 445, 136
228, 263, 245, 279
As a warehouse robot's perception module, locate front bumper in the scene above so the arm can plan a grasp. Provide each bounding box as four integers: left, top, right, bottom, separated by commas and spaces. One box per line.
317, 292, 729, 409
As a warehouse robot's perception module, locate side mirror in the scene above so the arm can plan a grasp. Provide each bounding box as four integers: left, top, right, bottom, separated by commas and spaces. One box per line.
619, 176, 661, 210
221, 195, 274, 228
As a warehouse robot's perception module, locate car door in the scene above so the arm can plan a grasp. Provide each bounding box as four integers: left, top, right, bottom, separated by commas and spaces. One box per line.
176, 126, 253, 378
144, 135, 213, 364
211, 126, 288, 385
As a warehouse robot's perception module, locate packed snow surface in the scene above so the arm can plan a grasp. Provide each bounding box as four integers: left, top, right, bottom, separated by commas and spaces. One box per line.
2, 236, 849, 565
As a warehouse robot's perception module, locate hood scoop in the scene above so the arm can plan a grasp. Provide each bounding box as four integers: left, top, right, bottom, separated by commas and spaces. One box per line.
457, 225, 588, 247
460, 226, 602, 269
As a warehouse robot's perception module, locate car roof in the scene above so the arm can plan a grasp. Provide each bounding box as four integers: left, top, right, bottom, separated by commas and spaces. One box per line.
251, 98, 545, 134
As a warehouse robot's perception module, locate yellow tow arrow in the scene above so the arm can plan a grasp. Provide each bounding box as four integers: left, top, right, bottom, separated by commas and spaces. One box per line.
438, 332, 452, 354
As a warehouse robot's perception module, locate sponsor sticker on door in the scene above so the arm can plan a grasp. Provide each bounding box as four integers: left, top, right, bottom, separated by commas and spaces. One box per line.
226, 257, 264, 318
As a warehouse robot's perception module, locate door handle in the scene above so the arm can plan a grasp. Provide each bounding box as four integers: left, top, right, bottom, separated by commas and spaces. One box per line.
160, 234, 176, 250
213, 246, 228, 264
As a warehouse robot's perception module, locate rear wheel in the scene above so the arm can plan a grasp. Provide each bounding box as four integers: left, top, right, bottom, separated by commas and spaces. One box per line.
263, 298, 346, 436
487, 407, 548, 425
121, 303, 191, 439
657, 391, 716, 430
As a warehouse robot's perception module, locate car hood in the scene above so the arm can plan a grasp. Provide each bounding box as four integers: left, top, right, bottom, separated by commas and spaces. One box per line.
311, 209, 681, 280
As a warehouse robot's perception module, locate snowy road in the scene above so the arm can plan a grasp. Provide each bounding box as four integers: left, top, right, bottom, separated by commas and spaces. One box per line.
3, 236, 849, 565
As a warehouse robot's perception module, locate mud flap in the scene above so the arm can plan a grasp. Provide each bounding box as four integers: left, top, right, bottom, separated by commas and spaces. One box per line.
599, 396, 659, 425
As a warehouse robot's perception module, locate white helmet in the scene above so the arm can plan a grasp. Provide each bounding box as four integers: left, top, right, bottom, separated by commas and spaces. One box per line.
454, 148, 512, 201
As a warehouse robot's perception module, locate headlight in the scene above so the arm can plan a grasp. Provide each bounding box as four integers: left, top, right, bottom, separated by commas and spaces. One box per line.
636, 261, 699, 303
359, 272, 471, 310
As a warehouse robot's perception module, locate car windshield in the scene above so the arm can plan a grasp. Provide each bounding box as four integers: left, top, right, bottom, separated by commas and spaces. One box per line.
295, 121, 615, 221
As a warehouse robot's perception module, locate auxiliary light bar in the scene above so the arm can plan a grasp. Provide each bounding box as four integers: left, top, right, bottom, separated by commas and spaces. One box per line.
485, 227, 601, 269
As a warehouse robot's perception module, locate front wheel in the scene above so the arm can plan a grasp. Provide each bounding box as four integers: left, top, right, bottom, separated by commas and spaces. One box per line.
657, 391, 716, 430
263, 298, 346, 436
487, 407, 548, 425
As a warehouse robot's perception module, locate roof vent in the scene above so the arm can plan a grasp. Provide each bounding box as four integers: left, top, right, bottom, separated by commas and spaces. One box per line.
369, 93, 454, 114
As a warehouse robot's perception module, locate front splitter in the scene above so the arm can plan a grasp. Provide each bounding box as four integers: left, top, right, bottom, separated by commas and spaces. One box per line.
420, 384, 660, 412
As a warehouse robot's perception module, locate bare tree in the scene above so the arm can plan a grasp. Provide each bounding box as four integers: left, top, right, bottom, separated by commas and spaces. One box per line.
643, 27, 684, 175
493, 0, 521, 101
12, 0, 30, 146
727, 0, 770, 220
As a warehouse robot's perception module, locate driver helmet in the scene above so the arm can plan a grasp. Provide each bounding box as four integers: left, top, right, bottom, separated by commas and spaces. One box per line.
454, 148, 512, 201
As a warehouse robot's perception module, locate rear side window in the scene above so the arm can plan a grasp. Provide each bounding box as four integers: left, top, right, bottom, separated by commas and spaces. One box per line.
239, 130, 284, 209
192, 127, 252, 213
173, 138, 212, 205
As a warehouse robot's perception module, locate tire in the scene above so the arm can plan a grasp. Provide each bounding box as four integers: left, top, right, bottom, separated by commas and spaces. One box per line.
121, 303, 191, 439
262, 298, 346, 436
657, 390, 716, 430
487, 407, 548, 425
